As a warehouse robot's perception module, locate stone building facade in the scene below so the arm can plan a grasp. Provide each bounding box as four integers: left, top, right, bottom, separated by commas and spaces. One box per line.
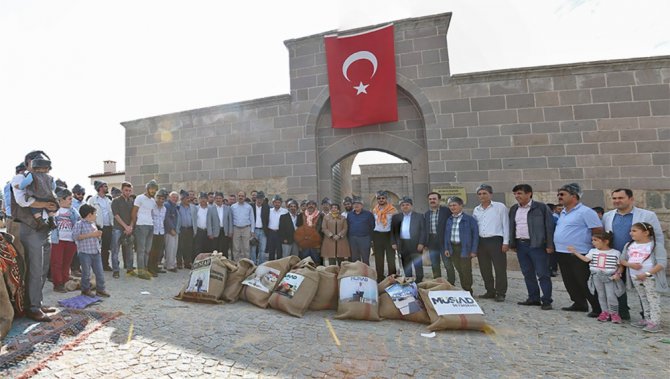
122, 12, 669, 238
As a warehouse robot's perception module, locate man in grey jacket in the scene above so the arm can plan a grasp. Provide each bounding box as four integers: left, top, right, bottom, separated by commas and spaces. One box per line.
508, 184, 555, 310
207, 192, 233, 257
602, 188, 667, 320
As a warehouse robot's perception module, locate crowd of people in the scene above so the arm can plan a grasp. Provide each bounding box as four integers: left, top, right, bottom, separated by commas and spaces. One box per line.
1, 150, 667, 334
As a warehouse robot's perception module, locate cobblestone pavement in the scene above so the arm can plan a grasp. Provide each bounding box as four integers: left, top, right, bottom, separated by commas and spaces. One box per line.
25, 263, 670, 379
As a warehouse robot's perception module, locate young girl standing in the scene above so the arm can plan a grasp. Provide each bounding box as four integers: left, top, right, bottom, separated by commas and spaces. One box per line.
620, 222, 668, 333
568, 231, 623, 323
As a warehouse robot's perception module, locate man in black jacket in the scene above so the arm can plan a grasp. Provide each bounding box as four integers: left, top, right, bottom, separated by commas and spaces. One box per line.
422, 192, 452, 283
279, 200, 300, 257
251, 191, 270, 265
508, 184, 555, 310
391, 197, 426, 283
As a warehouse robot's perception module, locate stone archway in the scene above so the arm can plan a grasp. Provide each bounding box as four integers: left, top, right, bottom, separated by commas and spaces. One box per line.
314, 87, 430, 211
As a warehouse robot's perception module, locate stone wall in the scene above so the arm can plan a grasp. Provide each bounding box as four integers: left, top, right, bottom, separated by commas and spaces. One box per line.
122, 12, 670, 246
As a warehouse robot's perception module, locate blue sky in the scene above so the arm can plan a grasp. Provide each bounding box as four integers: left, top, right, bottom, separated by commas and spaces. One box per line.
1, 0, 668, 192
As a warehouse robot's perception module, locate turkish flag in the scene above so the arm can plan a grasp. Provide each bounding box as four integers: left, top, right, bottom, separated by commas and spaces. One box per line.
325, 24, 398, 129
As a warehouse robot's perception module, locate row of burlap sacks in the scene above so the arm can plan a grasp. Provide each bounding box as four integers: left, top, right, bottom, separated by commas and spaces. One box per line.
174, 252, 485, 332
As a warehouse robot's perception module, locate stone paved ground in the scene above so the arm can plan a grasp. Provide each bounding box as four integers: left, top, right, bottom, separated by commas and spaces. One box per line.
25, 264, 670, 379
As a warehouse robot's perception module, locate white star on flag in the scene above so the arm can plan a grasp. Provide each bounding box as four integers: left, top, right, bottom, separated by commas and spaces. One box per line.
353, 82, 369, 95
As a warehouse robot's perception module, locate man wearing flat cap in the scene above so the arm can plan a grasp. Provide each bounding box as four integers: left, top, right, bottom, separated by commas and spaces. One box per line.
177, 190, 194, 269
472, 184, 510, 302
88, 179, 114, 271
555, 182, 603, 317
347, 196, 375, 265
207, 191, 232, 258
372, 190, 397, 282
131, 180, 158, 280
267, 195, 288, 261
391, 197, 426, 282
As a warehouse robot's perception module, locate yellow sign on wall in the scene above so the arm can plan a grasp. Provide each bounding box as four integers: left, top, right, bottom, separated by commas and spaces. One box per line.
433, 187, 467, 205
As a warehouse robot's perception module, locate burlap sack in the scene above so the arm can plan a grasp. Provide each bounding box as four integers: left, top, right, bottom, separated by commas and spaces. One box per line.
309, 265, 340, 311
334, 261, 380, 321
378, 275, 431, 324
64, 275, 97, 292
269, 257, 320, 317
418, 281, 486, 331
0, 273, 13, 339
240, 255, 300, 308
221, 258, 256, 303
175, 252, 229, 304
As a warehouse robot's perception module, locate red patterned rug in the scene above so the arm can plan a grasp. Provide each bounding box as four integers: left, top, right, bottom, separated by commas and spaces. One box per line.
0, 308, 122, 378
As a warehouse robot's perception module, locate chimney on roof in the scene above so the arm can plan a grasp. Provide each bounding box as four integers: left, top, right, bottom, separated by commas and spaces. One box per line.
103, 160, 116, 173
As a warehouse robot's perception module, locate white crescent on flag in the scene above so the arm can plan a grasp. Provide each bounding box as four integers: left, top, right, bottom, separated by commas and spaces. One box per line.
341, 51, 378, 90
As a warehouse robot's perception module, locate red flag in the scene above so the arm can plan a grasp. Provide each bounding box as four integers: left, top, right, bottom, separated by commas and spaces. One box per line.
325, 24, 398, 129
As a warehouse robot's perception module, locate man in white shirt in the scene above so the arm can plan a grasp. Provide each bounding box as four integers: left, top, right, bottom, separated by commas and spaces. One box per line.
472, 184, 510, 302
193, 192, 211, 258
131, 180, 158, 280
266, 195, 288, 261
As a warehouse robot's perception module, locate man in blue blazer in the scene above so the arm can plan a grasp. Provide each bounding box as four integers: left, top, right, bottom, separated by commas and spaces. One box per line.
391, 197, 427, 282
443, 196, 479, 294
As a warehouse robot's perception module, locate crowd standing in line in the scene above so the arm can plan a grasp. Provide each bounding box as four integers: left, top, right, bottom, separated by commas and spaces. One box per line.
2, 150, 667, 332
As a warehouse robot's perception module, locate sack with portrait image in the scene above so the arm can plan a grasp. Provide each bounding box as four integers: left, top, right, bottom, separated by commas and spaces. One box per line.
269, 257, 320, 317
334, 261, 380, 321
175, 252, 229, 304
378, 275, 431, 324
240, 255, 300, 308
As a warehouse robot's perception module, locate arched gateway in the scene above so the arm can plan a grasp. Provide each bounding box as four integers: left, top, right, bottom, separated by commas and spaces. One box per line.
313, 85, 432, 211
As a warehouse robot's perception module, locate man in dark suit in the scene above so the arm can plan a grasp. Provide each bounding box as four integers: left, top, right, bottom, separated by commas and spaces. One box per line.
251, 191, 270, 265
422, 192, 453, 283
206, 192, 233, 257
279, 200, 300, 257
391, 197, 426, 283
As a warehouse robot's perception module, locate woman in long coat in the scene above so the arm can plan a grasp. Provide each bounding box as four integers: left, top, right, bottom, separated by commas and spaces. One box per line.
321, 203, 351, 265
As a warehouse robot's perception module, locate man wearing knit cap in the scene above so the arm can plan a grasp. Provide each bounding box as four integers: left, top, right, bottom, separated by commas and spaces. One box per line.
88, 180, 114, 271
71, 184, 85, 211
555, 182, 604, 317
131, 180, 158, 280
472, 184, 510, 302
